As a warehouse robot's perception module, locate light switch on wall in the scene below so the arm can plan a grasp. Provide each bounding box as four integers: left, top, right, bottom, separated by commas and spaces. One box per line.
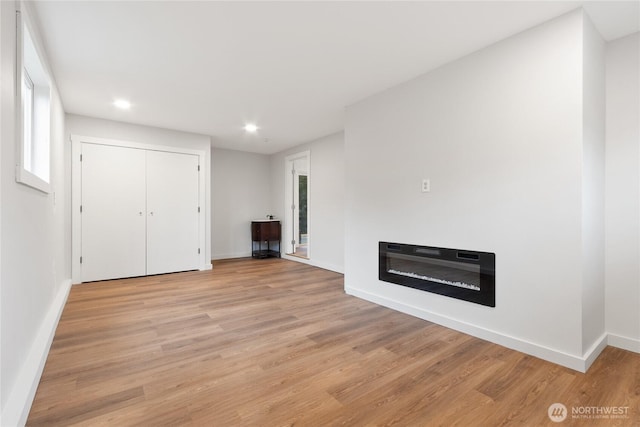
422, 178, 430, 193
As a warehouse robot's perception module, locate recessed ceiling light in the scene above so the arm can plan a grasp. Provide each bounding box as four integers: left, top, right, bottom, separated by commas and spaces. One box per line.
113, 99, 131, 110
244, 123, 258, 133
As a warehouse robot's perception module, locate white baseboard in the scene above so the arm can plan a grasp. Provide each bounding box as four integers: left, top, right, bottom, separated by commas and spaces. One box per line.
312, 260, 344, 274
608, 333, 640, 353
345, 286, 597, 373
583, 333, 608, 371
211, 251, 252, 261
1, 280, 71, 427
281, 254, 344, 274
212, 251, 345, 274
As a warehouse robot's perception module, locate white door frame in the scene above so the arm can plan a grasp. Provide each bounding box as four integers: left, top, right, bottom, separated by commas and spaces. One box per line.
71, 134, 208, 284
283, 151, 310, 261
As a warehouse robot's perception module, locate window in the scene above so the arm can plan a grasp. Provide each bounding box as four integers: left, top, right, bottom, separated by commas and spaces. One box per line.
22, 70, 34, 163
16, 7, 51, 193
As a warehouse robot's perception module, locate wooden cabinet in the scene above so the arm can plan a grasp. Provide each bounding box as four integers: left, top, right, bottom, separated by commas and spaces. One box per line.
251, 220, 281, 259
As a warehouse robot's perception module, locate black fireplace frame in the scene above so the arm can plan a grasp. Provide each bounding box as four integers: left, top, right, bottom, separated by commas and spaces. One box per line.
379, 242, 495, 307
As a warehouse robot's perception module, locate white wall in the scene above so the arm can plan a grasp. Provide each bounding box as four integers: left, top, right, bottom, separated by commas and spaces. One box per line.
580, 13, 606, 356
1, 1, 71, 425
65, 114, 212, 271
605, 32, 640, 352
270, 132, 345, 273
344, 10, 603, 371
211, 148, 271, 260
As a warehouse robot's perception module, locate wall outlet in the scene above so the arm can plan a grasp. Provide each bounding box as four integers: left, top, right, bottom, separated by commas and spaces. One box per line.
421, 178, 430, 193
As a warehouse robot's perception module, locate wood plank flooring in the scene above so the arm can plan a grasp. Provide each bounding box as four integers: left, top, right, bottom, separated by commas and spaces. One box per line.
28, 258, 640, 426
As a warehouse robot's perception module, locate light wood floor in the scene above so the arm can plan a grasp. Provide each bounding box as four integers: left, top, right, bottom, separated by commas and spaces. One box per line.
29, 258, 639, 426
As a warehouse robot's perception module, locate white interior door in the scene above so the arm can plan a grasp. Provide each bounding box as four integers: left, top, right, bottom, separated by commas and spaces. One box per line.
284, 153, 310, 257
146, 150, 200, 275
81, 143, 146, 282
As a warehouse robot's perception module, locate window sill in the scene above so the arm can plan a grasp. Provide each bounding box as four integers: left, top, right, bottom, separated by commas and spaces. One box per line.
16, 166, 50, 194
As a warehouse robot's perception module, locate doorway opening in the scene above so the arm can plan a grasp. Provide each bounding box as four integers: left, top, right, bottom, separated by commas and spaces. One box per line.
285, 152, 310, 259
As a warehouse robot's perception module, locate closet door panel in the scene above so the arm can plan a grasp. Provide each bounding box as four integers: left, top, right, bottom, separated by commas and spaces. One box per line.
146, 150, 200, 275
81, 143, 147, 282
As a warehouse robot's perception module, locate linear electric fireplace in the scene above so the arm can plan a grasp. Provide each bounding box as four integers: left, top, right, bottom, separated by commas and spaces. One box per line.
379, 242, 495, 307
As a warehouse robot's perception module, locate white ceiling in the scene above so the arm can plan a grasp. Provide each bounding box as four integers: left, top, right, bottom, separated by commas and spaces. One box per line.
32, 1, 639, 154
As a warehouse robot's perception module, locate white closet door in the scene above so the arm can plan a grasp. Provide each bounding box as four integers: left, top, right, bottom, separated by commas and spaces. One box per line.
146, 150, 200, 275
81, 143, 147, 282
